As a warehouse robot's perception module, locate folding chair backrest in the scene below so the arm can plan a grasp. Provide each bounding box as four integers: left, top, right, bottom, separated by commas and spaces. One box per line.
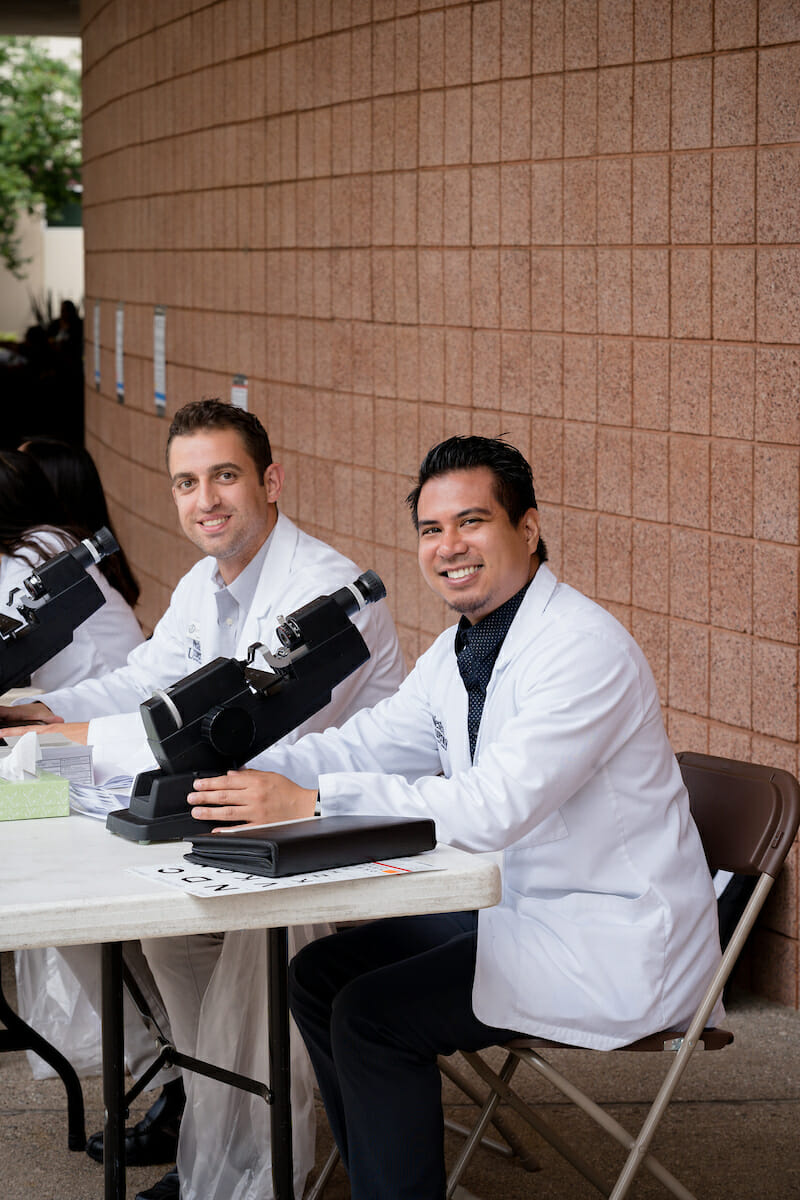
677, 751, 800, 879
443, 752, 800, 1200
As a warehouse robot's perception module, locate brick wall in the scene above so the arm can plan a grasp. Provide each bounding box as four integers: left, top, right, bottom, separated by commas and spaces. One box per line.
81, 0, 800, 1004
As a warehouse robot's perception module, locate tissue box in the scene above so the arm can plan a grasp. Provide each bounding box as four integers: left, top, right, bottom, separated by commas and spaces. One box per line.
0, 771, 70, 821
1, 732, 93, 785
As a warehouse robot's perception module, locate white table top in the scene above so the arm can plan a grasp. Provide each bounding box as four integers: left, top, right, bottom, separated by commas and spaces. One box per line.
0, 813, 501, 951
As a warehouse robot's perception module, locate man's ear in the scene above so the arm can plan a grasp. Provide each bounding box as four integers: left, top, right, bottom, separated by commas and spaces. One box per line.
264, 462, 285, 503
522, 507, 540, 554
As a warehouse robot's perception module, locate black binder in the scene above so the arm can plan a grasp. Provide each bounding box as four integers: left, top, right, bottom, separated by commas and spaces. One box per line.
185, 814, 437, 878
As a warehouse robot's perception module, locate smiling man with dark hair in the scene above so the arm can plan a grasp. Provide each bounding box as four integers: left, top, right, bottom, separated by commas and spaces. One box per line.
188, 434, 724, 1200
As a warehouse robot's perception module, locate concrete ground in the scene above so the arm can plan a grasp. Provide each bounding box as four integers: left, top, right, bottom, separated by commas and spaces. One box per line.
1, 949, 799, 1199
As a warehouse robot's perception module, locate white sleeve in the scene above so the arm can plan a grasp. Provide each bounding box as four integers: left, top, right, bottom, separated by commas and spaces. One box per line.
261, 632, 649, 855
28, 566, 144, 693
36, 582, 192, 721
251, 655, 443, 784
88, 711, 158, 784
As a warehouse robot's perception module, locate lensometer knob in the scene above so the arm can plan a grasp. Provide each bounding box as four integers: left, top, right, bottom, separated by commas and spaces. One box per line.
276, 617, 302, 649
201, 705, 256, 758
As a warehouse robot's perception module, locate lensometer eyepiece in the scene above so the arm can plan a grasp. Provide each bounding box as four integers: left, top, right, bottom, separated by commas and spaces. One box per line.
72, 527, 119, 570
331, 571, 386, 617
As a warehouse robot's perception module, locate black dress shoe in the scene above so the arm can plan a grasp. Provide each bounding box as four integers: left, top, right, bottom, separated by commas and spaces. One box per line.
85, 1080, 185, 1166
135, 1166, 180, 1200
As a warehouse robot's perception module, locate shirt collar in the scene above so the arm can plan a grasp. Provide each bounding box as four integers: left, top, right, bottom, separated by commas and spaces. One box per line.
453, 577, 532, 661
213, 528, 273, 612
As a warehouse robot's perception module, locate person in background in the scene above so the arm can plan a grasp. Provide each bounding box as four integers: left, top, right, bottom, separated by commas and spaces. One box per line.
0, 327, 56, 448
0, 449, 173, 1152
19, 436, 140, 608
48, 301, 85, 443
0, 450, 142, 691
50, 298, 83, 348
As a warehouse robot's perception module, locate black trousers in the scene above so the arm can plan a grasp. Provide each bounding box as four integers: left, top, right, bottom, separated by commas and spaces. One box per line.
288, 911, 519, 1200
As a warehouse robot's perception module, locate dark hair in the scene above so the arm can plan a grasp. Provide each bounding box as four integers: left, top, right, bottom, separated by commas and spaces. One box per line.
166, 399, 272, 478
406, 435, 548, 562
0, 450, 79, 567
19, 438, 140, 607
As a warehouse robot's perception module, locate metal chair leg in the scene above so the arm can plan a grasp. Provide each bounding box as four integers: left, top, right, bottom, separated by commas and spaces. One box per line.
304, 1147, 339, 1200
440, 1054, 541, 1176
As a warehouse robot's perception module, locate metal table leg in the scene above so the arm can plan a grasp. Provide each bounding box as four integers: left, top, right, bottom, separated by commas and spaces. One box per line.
268, 926, 294, 1200
0, 972, 86, 1150
99, 930, 294, 1200
101, 942, 126, 1200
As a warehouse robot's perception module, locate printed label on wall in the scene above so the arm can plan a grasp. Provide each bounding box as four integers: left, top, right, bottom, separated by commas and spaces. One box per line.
231, 374, 248, 410
115, 304, 124, 403
154, 306, 166, 415
93, 301, 100, 391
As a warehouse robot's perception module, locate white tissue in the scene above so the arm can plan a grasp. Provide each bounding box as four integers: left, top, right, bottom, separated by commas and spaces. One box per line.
0, 730, 40, 781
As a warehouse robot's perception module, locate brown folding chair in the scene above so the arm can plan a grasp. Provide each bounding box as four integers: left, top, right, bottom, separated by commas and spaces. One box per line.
441, 751, 800, 1200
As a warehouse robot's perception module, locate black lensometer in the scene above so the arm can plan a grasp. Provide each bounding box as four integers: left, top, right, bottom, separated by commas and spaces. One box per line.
0, 529, 119, 696
106, 571, 386, 843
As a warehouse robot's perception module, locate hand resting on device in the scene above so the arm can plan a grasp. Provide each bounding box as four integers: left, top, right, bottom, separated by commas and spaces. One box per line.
187, 768, 317, 831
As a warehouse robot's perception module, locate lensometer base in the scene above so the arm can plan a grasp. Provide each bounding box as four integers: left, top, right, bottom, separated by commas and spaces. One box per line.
105, 769, 233, 843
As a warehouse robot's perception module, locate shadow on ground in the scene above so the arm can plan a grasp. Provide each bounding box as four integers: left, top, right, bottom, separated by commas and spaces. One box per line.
2, 951, 799, 1199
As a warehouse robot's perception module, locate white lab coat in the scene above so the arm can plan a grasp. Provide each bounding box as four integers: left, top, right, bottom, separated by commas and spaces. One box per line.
0, 532, 143, 692
260, 564, 724, 1051
7, 531, 146, 1079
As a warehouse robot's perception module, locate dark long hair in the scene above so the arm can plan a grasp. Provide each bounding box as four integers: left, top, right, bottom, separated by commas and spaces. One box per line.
18, 438, 140, 607
0, 450, 81, 568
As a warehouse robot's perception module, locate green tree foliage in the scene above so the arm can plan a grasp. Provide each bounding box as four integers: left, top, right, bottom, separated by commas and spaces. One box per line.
0, 37, 81, 277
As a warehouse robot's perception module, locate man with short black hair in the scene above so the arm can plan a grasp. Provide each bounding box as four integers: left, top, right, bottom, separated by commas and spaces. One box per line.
189, 434, 723, 1200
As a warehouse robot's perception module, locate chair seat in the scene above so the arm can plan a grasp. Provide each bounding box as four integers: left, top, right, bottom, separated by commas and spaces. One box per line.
507, 1026, 734, 1053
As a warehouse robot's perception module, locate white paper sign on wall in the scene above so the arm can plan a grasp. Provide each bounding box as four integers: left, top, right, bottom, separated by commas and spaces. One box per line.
154, 306, 167, 415
231, 373, 248, 410
115, 304, 124, 402
93, 300, 100, 391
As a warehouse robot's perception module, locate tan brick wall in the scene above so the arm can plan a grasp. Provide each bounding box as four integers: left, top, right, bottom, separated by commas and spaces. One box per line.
81, 1, 800, 1004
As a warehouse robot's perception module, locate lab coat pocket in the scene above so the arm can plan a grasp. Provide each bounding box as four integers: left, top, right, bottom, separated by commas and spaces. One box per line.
515, 887, 667, 1036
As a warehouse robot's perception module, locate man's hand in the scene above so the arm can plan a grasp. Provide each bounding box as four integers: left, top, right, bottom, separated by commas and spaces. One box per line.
0, 715, 88, 743
0, 701, 63, 731
188, 769, 317, 830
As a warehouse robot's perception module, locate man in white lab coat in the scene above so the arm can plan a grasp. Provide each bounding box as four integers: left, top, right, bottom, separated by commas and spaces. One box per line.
1, 399, 405, 1200
188, 434, 723, 1200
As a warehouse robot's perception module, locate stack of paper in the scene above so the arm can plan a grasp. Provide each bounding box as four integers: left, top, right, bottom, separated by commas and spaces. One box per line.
0, 730, 94, 785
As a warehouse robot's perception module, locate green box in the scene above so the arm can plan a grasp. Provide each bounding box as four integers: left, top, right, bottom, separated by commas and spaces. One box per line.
0, 771, 69, 821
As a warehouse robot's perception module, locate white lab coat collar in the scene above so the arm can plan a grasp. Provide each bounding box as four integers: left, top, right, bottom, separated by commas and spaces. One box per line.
492, 562, 558, 674
235, 510, 300, 654
454, 563, 558, 764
